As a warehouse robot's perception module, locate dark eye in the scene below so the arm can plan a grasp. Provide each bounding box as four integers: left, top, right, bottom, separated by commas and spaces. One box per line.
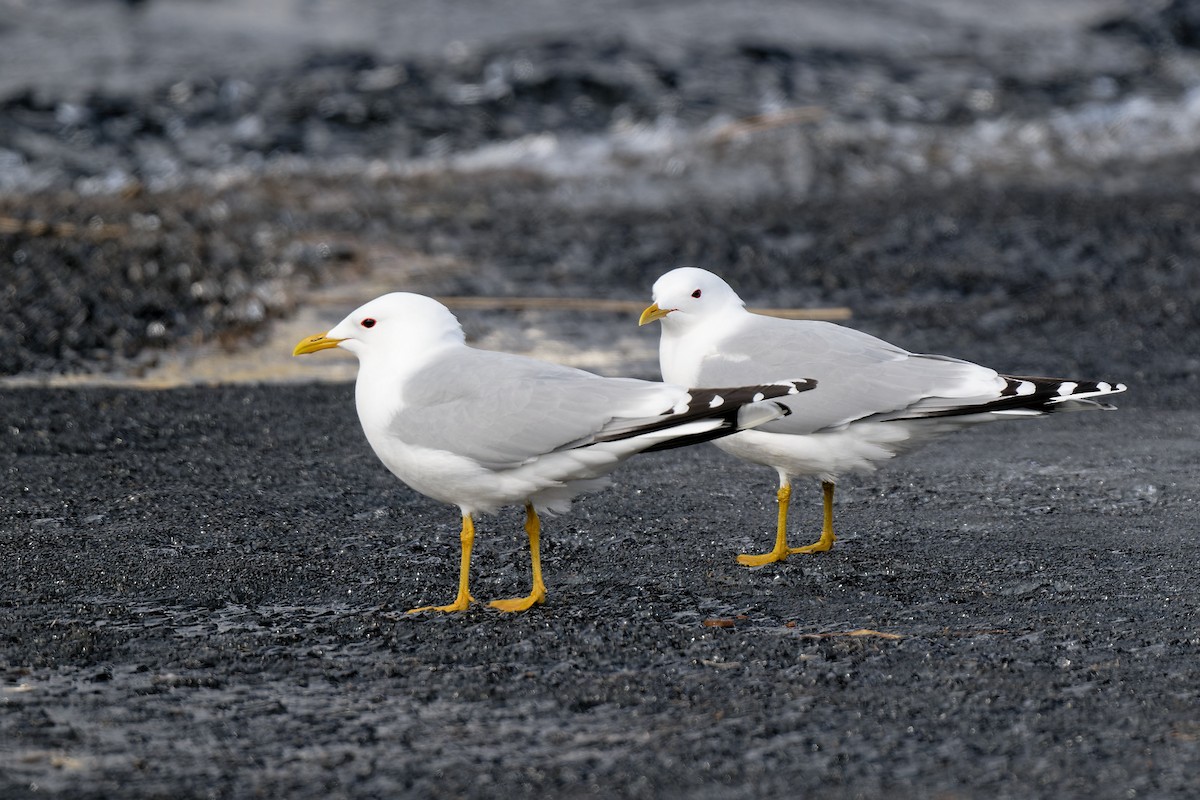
691, 289, 702, 299
361, 318, 376, 328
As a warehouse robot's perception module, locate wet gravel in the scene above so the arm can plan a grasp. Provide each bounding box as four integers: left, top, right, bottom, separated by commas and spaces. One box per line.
7, 171, 1194, 401
2, 385, 1197, 798
0, 187, 344, 376
379, 176, 1198, 404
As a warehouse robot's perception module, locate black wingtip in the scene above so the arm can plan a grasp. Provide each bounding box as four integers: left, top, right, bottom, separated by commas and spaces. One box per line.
897, 375, 1128, 421
592, 378, 816, 454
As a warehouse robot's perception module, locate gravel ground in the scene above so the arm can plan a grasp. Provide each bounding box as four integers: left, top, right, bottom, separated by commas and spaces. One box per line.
1, 386, 1197, 798
3, 173, 1196, 402
2, 1, 1199, 798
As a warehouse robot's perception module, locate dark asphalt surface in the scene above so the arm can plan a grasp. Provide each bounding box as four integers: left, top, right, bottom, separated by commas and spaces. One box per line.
2, 385, 1198, 798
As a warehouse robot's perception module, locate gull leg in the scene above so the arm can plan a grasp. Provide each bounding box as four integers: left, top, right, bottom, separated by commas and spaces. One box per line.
737, 477, 793, 566
409, 514, 476, 613
790, 480, 838, 554
490, 503, 548, 612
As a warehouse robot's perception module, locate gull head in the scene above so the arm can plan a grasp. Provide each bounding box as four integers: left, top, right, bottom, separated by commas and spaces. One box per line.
639, 267, 745, 329
293, 292, 465, 361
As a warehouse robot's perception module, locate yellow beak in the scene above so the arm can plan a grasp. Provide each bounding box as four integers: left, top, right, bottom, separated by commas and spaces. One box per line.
638, 303, 673, 326
293, 332, 345, 356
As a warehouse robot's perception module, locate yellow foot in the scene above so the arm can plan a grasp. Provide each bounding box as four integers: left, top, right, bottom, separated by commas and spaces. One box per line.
737, 548, 789, 566
407, 594, 474, 614
789, 533, 837, 555
488, 590, 546, 613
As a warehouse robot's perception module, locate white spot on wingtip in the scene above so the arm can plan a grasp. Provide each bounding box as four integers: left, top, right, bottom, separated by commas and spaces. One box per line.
752, 392, 765, 402
708, 395, 724, 408
1057, 381, 1078, 396
1016, 380, 1035, 396
1097, 382, 1111, 393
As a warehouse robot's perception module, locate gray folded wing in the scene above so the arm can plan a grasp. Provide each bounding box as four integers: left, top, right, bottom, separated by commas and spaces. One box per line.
389, 348, 684, 470
694, 316, 1004, 434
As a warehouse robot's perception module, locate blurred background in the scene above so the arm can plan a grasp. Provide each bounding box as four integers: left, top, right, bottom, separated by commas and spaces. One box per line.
0, 0, 1196, 402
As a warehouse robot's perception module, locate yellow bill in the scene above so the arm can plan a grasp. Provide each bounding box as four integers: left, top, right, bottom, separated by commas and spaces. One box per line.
293, 332, 344, 356
638, 303, 672, 326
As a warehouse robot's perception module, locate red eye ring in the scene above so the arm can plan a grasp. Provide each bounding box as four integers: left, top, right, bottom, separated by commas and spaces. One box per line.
691, 289, 702, 298
361, 318, 376, 328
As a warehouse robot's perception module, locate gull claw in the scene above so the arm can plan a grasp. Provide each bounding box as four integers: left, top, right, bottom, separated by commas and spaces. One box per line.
488, 591, 546, 613
407, 593, 474, 614
789, 532, 836, 555
736, 549, 788, 567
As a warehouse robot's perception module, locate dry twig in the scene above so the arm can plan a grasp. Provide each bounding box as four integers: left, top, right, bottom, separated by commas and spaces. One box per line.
438, 295, 851, 321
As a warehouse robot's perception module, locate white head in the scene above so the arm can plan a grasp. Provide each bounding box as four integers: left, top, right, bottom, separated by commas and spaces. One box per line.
639, 267, 745, 330
293, 292, 465, 362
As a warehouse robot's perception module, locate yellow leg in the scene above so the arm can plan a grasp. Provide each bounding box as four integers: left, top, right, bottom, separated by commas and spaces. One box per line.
408, 514, 476, 613
737, 480, 794, 566
490, 503, 548, 612
790, 480, 838, 554
737, 479, 838, 566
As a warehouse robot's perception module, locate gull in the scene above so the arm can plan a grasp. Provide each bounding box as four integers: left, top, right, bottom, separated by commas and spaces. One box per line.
293, 292, 815, 612
640, 267, 1127, 566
